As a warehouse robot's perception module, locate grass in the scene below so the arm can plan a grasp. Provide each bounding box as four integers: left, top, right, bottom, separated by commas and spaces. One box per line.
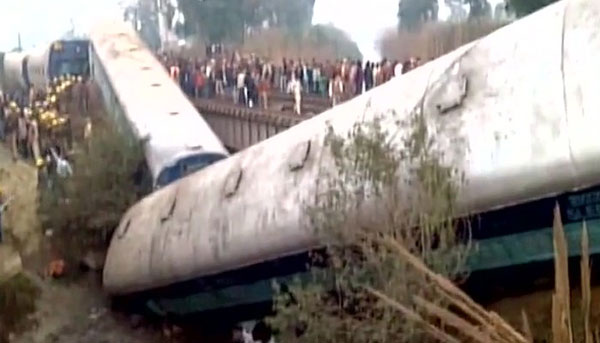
0, 274, 40, 343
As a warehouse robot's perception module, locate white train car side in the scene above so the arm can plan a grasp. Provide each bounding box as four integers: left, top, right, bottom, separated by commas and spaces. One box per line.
104, 0, 600, 315
26, 47, 51, 92
2, 52, 29, 93
88, 21, 229, 189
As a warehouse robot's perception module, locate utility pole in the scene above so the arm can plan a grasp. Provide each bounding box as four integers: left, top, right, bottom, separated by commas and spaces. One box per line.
17, 33, 22, 52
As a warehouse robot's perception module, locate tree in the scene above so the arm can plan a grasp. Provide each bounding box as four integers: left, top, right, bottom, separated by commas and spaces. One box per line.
240, 24, 362, 62
445, 0, 468, 22
507, 0, 558, 17
398, 0, 438, 31
445, 0, 491, 20
259, 0, 316, 35
177, 0, 316, 43
307, 25, 362, 60
465, 0, 492, 18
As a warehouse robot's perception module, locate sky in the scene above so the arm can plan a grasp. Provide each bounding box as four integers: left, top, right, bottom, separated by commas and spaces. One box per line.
313, 0, 504, 61
0, 0, 502, 59
0, 0, 131, 51
312, 0, 400, 61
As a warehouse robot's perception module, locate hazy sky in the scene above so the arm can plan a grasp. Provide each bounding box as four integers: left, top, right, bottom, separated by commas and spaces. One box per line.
313, 0, 503, 61
313, 0, 400, 61
0, 0, 502, 59
0, 0, 130, 51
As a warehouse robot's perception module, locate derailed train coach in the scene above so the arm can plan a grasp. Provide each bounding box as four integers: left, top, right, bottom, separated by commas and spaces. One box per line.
88, 21, 229, 190
104, 0, 600, 317
0, 40, 89, 97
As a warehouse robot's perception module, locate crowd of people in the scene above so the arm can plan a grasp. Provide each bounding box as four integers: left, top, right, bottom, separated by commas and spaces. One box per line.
0, 75, 92, 187
0, 75, 93, 243
159, 50, 423, 115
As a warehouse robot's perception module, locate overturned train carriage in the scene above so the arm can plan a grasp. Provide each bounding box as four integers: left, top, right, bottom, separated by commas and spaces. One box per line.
104, 0, 600, 315
88, 22, 229, 189
1, 51, 29, 93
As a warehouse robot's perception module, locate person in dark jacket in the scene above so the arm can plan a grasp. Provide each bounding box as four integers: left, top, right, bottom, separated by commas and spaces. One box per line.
244, 71, 257, 108
354, 60, 364, 95
364, 62, 373, 91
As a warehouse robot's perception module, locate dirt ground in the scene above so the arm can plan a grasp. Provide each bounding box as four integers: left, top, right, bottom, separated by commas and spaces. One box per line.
0, 148, 41, 265
13, 273, 162, 343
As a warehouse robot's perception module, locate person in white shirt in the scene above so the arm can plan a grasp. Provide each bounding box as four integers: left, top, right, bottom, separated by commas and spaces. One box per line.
329, 74, 344, 106
372, 63, 380, 87
394, 61, 403, 77
83, 117, 92, 141
26, 110, 41, 162
237, 70, 247, 105
287, 75, 302, 115
50, 147, 73, 178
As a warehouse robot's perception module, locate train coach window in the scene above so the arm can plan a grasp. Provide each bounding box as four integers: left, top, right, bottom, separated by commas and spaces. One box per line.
156, 167, 180, 189
141, 66, 151, 70
224, 168, 243, 198
169, 111, 179, 116
178, 153, 225, 178
116, 219, 132, 239
289, 140, 312, 171
151, 83, 161, 87
161, 198, 177, 223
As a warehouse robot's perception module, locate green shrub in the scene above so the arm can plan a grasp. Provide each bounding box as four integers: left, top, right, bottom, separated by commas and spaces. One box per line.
38, 119, 146, 261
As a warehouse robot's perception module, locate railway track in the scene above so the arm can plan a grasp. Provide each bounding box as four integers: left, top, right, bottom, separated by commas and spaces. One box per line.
192, 98, 308, 127
270, 92, 331, 106
190, 91, 332, 116
190, 91, 353, 152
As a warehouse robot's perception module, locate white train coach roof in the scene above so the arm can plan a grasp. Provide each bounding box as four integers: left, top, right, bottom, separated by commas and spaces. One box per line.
89, 21, 228, 180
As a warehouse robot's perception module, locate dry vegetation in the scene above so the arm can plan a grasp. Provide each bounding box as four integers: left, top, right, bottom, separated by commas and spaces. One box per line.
377, 20, 508, 61
176, 26, 362, 62
240, 26, 362, 61
0, 274, 40, 343
267, 102, 600, 342
268, 105, 473, 342
37, 118, 145, 263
